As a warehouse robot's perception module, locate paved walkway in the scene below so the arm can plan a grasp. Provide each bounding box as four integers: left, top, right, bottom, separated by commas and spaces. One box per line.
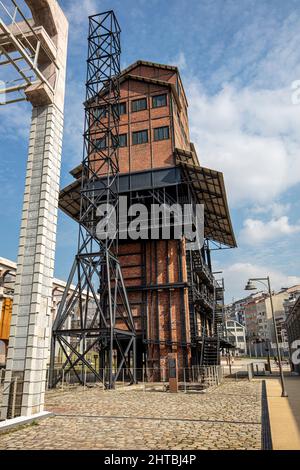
265, 375, 300, 450
0, 380, 262, 450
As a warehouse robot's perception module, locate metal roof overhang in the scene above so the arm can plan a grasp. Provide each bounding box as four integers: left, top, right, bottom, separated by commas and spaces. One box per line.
59, 179, 81, 221
175, 150, 237, 248
59, 159, 236, 249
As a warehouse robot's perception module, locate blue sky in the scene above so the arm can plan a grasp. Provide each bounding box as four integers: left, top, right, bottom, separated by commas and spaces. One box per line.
1, 0, 300, 302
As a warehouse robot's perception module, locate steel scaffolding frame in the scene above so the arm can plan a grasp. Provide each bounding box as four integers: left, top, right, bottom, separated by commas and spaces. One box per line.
0, 0, 56, 105
49, 11, 136, 389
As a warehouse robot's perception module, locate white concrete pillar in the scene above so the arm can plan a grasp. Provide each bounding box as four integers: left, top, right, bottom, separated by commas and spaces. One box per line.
1, 105, 63, 417
1, 0, 68, 419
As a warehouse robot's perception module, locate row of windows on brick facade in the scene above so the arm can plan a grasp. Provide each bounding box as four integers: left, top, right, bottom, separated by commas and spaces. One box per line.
93, 126, 170, 150
93, 94, 167, 120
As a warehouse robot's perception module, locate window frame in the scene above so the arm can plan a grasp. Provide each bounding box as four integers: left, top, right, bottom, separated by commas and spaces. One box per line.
131, 98, 147, 113
153, 125, 170, 142
132, 129, 148, 145
113, 102, 127, 116
112, 133, 127, 148
152, 93, 167, 108
119, 133, 128, 147
93, 106, 107, 121
93, 136, 107, 150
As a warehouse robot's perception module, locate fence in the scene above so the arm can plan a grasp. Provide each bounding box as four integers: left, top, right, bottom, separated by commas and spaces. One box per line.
46, 365, 224, 392
0, 374, 23, 419
0, 364, 224, 417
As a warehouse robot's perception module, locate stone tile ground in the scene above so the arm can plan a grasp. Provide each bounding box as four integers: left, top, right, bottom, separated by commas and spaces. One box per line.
0, 380, 262, 450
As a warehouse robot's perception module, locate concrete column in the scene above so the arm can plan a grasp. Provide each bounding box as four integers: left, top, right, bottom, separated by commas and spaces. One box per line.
1, 104, 63, 418
1, 0, 68, 420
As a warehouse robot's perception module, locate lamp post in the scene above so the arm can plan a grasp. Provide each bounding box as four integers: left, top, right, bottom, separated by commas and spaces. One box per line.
245, 277, 288, 397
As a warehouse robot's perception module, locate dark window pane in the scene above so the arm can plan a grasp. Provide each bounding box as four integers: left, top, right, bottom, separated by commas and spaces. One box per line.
112, 134, 127, 148
119, 102, 126, 115
94, 137, 107, 150
112, 102, 127, 116
93, 106, 107, 120
152, 94, 167, 108
131, 98, 147, 112
132, 129, 148, 145
119, 134, 127, 147
154, 126, 169, 141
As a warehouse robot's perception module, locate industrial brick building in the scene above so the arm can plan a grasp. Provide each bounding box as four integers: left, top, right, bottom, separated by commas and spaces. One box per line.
57, 61, 237, 376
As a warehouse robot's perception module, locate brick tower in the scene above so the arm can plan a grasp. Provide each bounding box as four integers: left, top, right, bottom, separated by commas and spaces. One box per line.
59, 61, 236, 380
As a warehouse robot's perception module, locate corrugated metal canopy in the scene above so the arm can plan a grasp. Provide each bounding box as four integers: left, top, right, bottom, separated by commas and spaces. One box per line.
59, 157, 236, 248
175, 150, 237, 248
59, 179, 81, 220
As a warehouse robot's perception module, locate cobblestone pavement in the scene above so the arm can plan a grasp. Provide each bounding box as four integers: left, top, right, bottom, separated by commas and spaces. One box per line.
0, 380, 262, 450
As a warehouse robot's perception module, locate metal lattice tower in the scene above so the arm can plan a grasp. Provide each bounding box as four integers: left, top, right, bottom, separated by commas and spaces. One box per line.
49, 11, 136, 389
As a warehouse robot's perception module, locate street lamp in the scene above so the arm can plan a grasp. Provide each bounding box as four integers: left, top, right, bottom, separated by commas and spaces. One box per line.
245, 276, 288, 397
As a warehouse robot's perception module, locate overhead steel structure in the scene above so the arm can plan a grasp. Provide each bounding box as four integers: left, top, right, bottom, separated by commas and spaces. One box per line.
49, 11, 136, 390
0, 0, 59, 106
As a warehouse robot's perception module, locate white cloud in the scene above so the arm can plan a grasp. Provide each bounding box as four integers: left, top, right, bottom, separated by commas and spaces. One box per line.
186, 81, 300, 207
169, 52, 187, 71
250, 202, 291, 218
0, 102, 31, 140
223, 262, 300, 302
240, 216, 300, 244
63, 0, 99, 27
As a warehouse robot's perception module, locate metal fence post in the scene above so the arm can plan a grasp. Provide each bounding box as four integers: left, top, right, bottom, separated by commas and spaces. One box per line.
183, 368, 187, 393
84, 365, 87, 389
11, 377, 18, 419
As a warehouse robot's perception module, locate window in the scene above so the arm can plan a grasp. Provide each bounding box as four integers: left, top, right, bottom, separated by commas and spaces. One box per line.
113, 102, 127, 116
112, 134, 127, 148
131, 98, 147, 112
132, 130, 148, 145
152, 94, 167, 108
119, 134, 127, 147
119, 102, 126, 115
94, 137, 106, 150
154, 126, 169, 141
93, 106, 107, 120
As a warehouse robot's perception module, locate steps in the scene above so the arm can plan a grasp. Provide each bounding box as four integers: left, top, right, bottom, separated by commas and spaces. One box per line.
202, 336, 220, 365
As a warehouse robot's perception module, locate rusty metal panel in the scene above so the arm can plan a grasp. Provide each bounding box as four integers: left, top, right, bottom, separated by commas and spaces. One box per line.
0, 297, 13, 341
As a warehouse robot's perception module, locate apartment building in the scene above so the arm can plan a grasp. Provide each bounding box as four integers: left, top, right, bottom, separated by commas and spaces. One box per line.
225, 319, 247, 355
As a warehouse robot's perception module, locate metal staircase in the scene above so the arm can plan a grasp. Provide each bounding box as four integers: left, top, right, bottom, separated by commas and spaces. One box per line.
202, 336, 220, 365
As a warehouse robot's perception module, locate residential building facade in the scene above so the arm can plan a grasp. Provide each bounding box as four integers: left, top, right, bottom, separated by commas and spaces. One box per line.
225, 319, 247, 355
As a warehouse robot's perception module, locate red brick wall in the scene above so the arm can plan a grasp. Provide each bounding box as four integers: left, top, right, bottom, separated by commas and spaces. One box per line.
92, 63, 193, 373
117, 239, 191, 372
90, 64, 192, 176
